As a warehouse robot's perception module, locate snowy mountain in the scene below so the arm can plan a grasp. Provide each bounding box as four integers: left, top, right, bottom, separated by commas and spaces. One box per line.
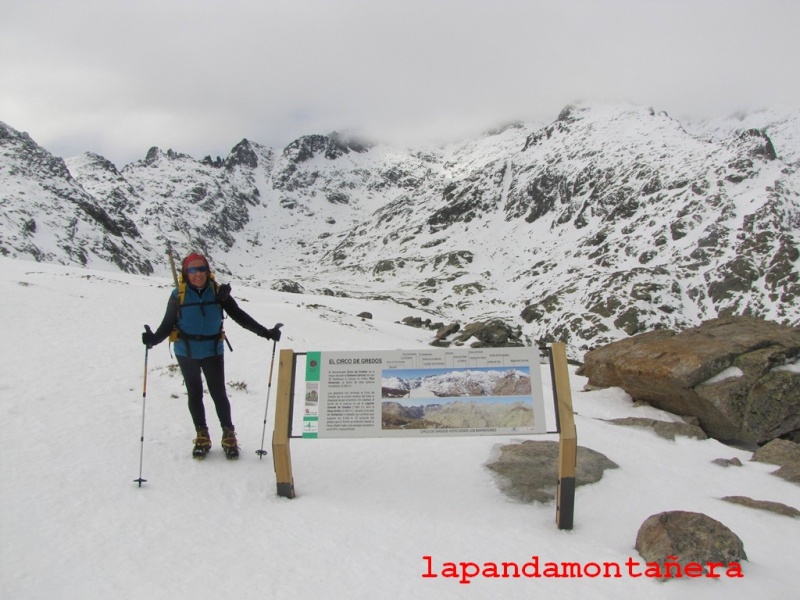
2, 102, 799, 359
0, 124, 154, 273
383, 368, 531, 397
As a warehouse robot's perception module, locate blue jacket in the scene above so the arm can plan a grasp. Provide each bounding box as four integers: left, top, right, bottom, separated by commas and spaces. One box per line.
150, 282, 270, 359
173, 284, 225, 358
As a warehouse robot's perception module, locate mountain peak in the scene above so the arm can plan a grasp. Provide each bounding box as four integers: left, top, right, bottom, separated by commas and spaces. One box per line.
225, 138, 260, 169
282, 131, 372, 163
3, 105, 799, 358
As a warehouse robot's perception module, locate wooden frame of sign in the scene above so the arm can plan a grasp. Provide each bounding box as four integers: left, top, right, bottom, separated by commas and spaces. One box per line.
271, 344, 577, 529
549, 342, 577, 530
271, 348, 296, 499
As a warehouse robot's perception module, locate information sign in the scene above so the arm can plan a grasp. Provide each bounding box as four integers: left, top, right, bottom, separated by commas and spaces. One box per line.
302, 347, 547, 438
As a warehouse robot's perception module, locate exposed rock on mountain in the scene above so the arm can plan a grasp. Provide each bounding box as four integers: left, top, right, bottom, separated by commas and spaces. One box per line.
581, 316, 800, 445
282, 132, 371, 164
432, 318, 525, 347
0, 122, 153, 273
2, 103, 799, 358
119, 142, 270, 259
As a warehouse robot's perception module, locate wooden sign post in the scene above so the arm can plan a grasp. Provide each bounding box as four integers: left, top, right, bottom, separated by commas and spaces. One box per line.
550, 342, 577, 530
271, 344, 577, 529
271, 348, 296, 499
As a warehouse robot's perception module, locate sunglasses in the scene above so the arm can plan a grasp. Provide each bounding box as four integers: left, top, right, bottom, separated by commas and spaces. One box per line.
186, 266, 209, 274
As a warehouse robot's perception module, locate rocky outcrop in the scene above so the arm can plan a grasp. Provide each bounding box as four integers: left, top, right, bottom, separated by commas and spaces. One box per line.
399, 317, 527, 348
603, 417, 707, 441
635, 511, 747, 571
485, 440, 618, 503
401, 316, 445, 331
430, 319, 525, 348
273, 279, 306, 294
281, 132, 371, 164
581, 316, 800, 444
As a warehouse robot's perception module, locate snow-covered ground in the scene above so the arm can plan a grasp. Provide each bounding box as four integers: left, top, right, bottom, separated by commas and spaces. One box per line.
1, 257, 797, 599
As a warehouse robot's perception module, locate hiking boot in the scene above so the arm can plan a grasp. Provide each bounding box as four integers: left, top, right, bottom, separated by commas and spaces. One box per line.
192, 426, 212, 459
221, 427, 239, 460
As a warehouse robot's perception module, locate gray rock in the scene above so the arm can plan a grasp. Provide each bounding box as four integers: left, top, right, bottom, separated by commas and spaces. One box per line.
274, 279, 305, 294
721, 496, 800, 518
772, 465, 800, 485
752, 439, 800, 485
435, 322, 460, 339
485, 440, 618, 503
401, 316, 437, 329
635, 511, 747, 569
604, 417, 708, 440
712, 457, 743, 467
582, 316, 800, 445
752, 438, 800, 466
430, 319, 527, 348
784, 430, 800, 444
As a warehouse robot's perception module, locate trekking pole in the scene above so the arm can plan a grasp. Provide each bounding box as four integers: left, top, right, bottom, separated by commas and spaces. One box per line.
134, 326, 152, 487
256, 323, 284, 458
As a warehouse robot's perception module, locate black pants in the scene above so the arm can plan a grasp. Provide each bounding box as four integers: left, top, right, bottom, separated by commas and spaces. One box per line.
176, 354, 234, 431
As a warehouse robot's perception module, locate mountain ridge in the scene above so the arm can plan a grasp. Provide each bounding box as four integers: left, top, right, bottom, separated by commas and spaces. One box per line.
1, 102, 798, 358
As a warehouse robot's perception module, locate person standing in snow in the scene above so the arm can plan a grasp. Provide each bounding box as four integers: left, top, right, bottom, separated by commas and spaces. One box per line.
141, 252, 282, 459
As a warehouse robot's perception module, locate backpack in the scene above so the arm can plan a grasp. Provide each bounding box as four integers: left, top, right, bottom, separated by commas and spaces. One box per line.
168, 272, 231, 352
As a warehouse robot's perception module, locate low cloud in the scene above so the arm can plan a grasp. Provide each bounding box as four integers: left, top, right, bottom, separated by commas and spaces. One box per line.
2, 0, 798, 166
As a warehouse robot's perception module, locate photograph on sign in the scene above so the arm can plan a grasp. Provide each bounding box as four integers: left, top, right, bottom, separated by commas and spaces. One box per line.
302, 381, 320, 437
381, 366, 535, 430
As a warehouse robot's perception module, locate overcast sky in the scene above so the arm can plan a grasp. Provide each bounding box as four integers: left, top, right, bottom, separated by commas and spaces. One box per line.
2, 0, 799, 166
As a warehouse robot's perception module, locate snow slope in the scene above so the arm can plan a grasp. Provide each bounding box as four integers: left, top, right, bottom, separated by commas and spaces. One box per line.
1, 257, 798, 599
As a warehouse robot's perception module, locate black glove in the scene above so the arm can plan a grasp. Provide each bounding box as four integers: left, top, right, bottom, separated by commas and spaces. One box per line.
216, 283, 231, 303
142, 325, 157, 348
260, 327, 282, 341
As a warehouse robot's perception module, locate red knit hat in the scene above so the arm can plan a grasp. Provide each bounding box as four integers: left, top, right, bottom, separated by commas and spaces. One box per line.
182, 252, 210, 274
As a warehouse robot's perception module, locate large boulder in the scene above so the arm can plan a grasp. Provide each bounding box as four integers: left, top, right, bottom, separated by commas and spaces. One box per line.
485, 440, 618, 503
582, 316, 800, 444
635, 511, 747, 571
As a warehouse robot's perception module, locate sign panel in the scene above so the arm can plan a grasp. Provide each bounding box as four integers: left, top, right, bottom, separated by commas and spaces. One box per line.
302, 347, 546, 438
